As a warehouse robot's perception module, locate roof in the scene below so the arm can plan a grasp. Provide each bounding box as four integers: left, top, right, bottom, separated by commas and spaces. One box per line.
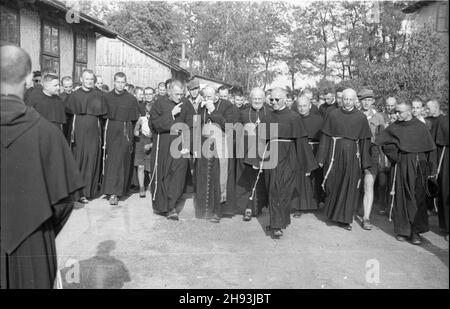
402, 1, 437, 13
113, 35, 190, 75
38, 0, 117, 38
194, 74, 233, 88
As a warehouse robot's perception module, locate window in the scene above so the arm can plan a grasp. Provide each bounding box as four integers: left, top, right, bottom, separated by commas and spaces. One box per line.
0, 6, 20, 45
74, 33, 88, 82
436, 2, 449, 32
41, 21, 60, 76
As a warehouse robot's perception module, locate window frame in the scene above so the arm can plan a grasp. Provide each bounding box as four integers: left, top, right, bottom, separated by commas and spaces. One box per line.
40, 19, 60, 77
436, 2, 449, 33
73, 32, 88, 82
0, 5, 20, 46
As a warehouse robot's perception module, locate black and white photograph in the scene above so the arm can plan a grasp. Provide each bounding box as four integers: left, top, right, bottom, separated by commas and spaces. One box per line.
0, 0, 448, 291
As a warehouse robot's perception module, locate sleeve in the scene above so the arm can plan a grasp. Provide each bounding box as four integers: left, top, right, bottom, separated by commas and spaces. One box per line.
360, 138, 372, 170
316, 134, 331, 165
207, 102, 233, 131
381, 144, 400, 163
296, 136, 318, 173
149, 101, 176, 133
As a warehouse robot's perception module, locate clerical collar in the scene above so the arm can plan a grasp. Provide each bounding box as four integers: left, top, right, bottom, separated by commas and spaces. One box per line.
42, 89, 53, 97
80, 86, 93, 93
114, 89, 126, 96
342, 107, 355, 114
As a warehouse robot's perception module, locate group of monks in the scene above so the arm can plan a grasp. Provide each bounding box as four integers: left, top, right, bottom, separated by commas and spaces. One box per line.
1, 45, 448, 288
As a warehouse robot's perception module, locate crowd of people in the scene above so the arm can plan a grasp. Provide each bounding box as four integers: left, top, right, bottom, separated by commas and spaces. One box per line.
1, 45, 448, 288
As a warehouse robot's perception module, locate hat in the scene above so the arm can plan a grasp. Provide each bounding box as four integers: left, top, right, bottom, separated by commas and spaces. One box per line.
187, 79, 200, 90
358, 89, 374, 100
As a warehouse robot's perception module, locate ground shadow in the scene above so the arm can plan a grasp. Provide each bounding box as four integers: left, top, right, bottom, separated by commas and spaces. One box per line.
369, 203, 449, 267
60, 240, 131, 289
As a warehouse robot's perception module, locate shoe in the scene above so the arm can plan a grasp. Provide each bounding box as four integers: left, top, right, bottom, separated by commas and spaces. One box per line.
109, 195, 119, 206
167, 209, 179, 221
73, 202, 85, 209
210, 215, 220, 223
273, 229, 283, 238
410, 233, 422, 245
79, 197, 89, 204
396, 235, 407, 242
139, 187, 146, 198
293, 211, 302, 218
362, 219, 373, 230
344, 223, 352, 231
243, 209, 252, 221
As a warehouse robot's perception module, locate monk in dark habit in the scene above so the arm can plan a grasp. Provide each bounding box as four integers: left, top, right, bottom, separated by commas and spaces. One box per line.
65, 69, 108, 205
1, 45, 84, 289
102, 72, 140, 205
149, 80, 189, 220
235, 87, 269, 221
25, 73, 66, 130
316, 88, 372, 231
292, 95, 324, 216
319, 88, 338, 118
194, 86, 234, 223
430, 114, 449, 241
246, 87, 317, 238
376, 101, 436, 245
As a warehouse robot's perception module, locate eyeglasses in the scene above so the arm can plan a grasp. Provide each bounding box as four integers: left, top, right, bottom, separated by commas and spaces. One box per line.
269, 98, 281, 103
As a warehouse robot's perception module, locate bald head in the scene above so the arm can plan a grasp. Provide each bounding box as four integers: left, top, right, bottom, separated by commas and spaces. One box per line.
1, 45, 32, 85
426, 100, 441, 117
250, 87, 265, 110
202, 86, 218, 103
341, 88, 357, 111
296, 95, 311, 116
385, 97, 397, 114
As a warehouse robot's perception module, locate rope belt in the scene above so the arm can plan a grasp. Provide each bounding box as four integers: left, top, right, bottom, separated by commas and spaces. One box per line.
102, 119, 109, 176
436, 146, 447, 177
70, 114, 76, 147
389, 163, 398, 222
321, 137, 343, 191
149, 133, 160, 201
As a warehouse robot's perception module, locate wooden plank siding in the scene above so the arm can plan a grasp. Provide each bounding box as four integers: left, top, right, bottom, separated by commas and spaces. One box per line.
96, 36, 176, 89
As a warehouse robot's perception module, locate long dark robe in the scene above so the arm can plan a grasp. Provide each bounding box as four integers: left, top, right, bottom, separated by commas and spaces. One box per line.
1, 95, 84, 289
316, 108, 372, 224
102, 91, 140, 196
25, 89, 66, 129
235, 105, 269, 215
376, 117, 436, 236
194, 99, 234, 219
65, 87, 107, 198
246, 108, 317, 230
149, 96, 189, 214
293, 113, 324, 211
431, 115, 449, 234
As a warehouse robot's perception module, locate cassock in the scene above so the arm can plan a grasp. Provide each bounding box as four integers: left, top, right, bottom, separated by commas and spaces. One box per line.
102, 91, 140, 197
310, 104, 320, 115
431, 115, 449, 235
25, 89, 66, 130
65, 87, 108, 199
1, 94, 84, 289
149, 96, 189, 214
24, 84, 42, 102
292, 112, 324, 211
234, 105, 269, 215
316, 108, 372, 225
246, 107, 317, 230
319, 102, 338, 118
376, 117, 436, 237
194, 99, 234, 219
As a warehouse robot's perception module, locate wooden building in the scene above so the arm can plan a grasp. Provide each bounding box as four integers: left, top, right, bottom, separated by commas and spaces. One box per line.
95, 35, 190, 88
0, 0, 116, 82
194, 74, 233, 90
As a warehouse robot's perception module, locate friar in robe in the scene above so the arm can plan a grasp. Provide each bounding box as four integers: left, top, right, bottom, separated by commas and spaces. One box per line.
149, 80, 189, 220
430, 114, 449, 241
235, 87, 269, 221
102, 72, 140, 205
194, 86, 234, 223
316, 88, 372, 231
245, 88, 317, 238
65, 69, 108, 205
25, 73, 66, 130
376, 100, 436, 245
319, 89, 338, 118
1, 45, 85, 289
291, 95, 324, 216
